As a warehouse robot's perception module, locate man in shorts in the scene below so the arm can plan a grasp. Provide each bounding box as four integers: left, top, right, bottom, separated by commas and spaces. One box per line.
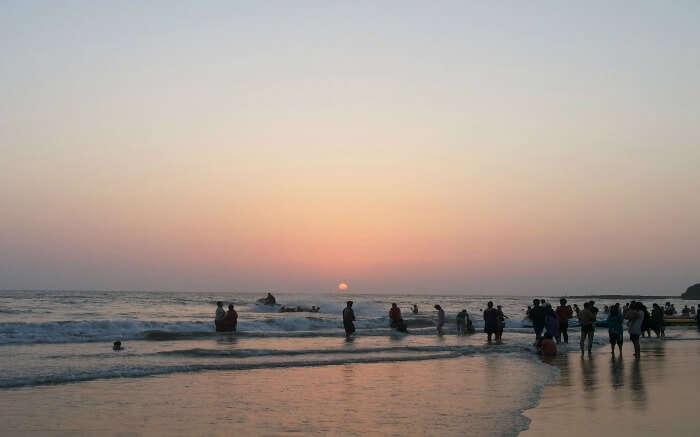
578, 302, 596, 356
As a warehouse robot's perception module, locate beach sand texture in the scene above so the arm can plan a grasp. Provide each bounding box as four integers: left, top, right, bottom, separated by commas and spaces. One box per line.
523, 337, 700, 437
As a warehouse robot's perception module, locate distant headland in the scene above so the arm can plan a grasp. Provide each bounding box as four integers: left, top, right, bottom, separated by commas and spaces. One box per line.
681, 283, 700, 299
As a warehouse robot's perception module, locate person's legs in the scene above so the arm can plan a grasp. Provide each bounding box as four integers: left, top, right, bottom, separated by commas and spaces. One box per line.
487, 332, 492, 342
618, 336, 623, 354
580, 328, 586, 354
587, 330, 594, 354
562, 324, 568, 343
631, 334, 640, 358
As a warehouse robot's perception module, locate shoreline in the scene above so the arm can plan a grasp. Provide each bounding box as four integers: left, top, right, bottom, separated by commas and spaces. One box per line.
521, 332, 700, 436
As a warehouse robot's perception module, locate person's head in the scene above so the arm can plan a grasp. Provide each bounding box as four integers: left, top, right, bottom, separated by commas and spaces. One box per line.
347, 301, 353, 307
560, 298, 567, 305
610, 304, 619, 316
217, 301, 223, 307
228, 304, 234, 310
533, 299, 540, 306
589, 300, 595, 306
434, 304, 442, 310
462, 309, 467, 313
391, 303, 397, 308
583, 302, 590, 309
267, 292, 273, 297
486, 301, 493, 308
497, 305, 502, 310
413, 304, 418, 308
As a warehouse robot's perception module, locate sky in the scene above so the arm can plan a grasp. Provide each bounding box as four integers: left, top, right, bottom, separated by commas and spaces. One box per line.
1, 1, 699, 295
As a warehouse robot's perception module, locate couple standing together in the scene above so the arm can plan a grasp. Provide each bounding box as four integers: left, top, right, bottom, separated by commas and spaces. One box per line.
215, 301, 238, 332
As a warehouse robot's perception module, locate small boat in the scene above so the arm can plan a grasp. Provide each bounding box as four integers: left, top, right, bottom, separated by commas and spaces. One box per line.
664, 317, 697, 326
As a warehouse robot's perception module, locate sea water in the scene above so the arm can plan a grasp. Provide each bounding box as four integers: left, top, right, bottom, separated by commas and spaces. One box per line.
0, 290, 695, 436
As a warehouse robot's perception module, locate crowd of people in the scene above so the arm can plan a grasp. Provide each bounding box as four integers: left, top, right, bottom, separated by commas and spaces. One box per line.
212, 298, 700, 358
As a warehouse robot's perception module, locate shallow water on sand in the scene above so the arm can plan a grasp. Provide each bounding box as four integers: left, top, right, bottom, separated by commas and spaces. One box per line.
0, 354, 557, 437
522, 334, 700, 437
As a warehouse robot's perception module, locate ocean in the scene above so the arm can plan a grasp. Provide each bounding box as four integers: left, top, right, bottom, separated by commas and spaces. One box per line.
0, 290, 697, 436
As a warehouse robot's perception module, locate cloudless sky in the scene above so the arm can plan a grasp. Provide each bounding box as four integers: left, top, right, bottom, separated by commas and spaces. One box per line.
1, 1, 699, 294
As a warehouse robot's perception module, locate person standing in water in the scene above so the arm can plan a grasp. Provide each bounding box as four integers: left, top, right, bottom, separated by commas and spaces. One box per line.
607, 303, 624, 356
483, 301, 499, 343
389, 303, 407, 332
343, 301, 356, 337
555, 298, 573, 344
626, 302, 644, 359
412, 304, 419, 314
579, 302, 596, 356
215, 301, 226, 322
496, 305, 507, 343
434, 305, 445, 334
529, 299, 547, 341
456, 309, 468, 335
224, 304, 238, 331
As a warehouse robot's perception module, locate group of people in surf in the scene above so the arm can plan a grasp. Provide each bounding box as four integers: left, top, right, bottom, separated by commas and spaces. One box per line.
214, 301, 238, 332
214, 297, 700, 353
524, 299, 700, 359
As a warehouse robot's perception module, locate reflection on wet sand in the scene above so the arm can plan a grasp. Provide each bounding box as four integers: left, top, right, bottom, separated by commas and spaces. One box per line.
609, 356, 624, 390
523, 337, 700, 436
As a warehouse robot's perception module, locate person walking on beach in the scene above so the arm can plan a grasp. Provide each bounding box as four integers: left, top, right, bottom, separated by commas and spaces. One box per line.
434, 305, 445, 335
626, 302, 644, 359
607, 303, 624, 356
343, 301, 356, 337
579, 302, 596, 355
530, 299, 546, 341
696, 304, 700, 330
483, 302, 499, 343
556, 298, 573, 344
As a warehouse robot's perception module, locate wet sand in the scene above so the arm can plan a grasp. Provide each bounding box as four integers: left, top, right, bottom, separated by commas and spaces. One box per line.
522, 336, 700, 436
0, 353, 555, 437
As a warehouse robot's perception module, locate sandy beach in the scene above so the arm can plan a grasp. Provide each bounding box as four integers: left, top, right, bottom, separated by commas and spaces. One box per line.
523, 333, 700, 436
0, 352, 555, 437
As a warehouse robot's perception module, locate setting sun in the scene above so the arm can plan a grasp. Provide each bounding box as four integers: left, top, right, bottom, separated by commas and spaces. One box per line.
337, 283, 348, 291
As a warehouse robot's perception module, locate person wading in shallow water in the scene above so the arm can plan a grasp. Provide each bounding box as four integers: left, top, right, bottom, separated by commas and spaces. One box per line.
607, 303, 624, 357
343, 301, 356, 337
626, 302, 644, 359
578, 302, 596, 356
434, 305, 445, 335
483, 301, 499, 343
555, 298, 573, 344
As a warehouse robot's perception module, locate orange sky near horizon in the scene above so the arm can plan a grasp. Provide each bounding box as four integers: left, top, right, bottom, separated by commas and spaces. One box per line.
1, 2, 699, 294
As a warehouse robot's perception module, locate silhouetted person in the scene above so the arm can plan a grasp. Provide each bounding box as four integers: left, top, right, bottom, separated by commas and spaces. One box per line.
215, 301, 226, 321
483, 301, 499, 342
579, 302, 596, 356
343, 301, 356, 337
530, 299, 546, 340
434, 305, 445, 334
556, 298, 573, 343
